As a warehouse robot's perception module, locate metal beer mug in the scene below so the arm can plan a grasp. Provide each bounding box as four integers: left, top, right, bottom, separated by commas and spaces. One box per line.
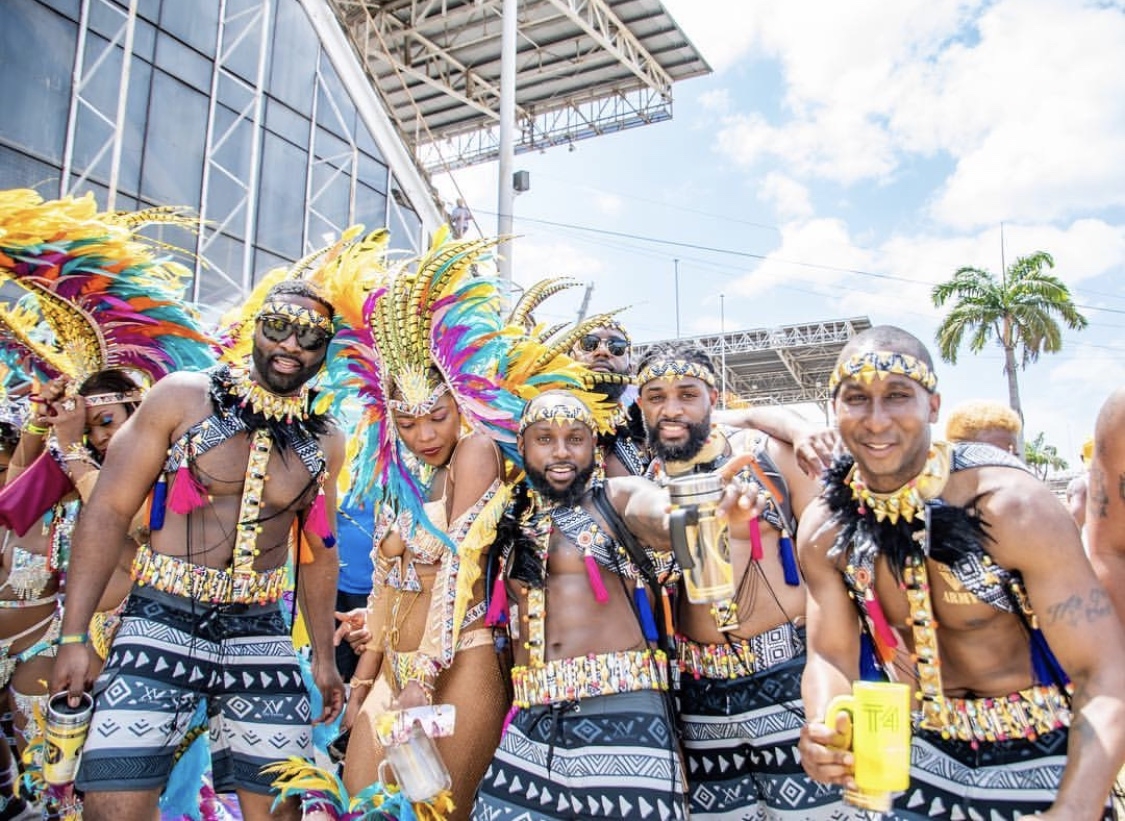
43, 692, 93, 785
667, 472, 735, 605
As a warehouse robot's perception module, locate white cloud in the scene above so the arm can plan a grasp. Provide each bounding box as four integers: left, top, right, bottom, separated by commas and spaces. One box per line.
661, 0, 761, 73
758, 172, 813, 219
710, 0, 1125, 228
594, 192, 624, 216
698, 88, 732, 114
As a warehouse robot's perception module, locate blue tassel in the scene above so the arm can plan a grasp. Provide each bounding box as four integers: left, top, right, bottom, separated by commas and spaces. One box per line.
779, 534, 800, 586
634, 585, 659, 642
859, 633, 887, 682
1030, 627, 1069, 686
149, 475, 167, 531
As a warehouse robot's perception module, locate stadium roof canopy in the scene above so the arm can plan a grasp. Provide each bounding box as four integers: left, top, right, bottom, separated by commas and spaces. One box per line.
632, 317, 874, 407
327, 0, 711, 172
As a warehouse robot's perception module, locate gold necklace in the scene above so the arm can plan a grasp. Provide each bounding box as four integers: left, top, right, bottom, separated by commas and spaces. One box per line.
847, 441, 952, 525
227, 365, 308, 422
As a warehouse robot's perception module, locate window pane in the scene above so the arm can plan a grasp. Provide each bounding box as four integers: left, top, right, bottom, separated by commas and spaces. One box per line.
220, 0, 268, 84
141, 70, 206, 208
267, 0, 318, 116
0, 148, 62, 196
265, 98, 310, 147
256, 132, 307, 258
355, 182, 387, 230
0, 3, 74, 164
154, 30, 212, 93
159, 0, 218, 58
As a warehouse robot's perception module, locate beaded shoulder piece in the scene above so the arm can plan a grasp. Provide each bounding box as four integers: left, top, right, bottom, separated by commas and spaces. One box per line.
163, 365, 326, 480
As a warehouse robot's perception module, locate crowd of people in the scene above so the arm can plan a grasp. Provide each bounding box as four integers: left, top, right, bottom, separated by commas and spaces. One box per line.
0, 188, 1122, 821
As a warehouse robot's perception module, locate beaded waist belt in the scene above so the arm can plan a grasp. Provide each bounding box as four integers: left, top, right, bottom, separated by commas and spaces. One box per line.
511, 649, 669, 709
921, 682, 1072, 744
677, 622, 803, 680
130, 543, 289, 604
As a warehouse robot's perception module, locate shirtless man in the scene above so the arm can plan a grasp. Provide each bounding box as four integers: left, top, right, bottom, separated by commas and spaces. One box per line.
472, 391, 762, 820
52, 280, 346, 821
636, 342, 848, 819
799, 325, 1125, 819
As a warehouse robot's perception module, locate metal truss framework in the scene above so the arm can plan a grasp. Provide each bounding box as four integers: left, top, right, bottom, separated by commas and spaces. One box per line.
633, 317, 873, 408
59, 0, 139, 209
328, 0, 708, 172
195, 0, 273, 301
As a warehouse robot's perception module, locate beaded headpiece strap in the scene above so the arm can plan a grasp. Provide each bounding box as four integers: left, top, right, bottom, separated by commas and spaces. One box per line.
388, 379, 449, 417
637, 358, 717, 389
829, 350, 938, 395
519, 402, 598, 435
257, 301, 334, 334
85, 389, 144, 408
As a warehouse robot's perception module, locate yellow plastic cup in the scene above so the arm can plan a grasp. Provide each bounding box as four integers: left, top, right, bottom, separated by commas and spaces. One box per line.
824, 681, 912, 812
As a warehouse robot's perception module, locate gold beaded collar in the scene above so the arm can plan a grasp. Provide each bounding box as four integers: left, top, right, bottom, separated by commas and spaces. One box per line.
227, 365, 308, 423
847, 441, 952, 525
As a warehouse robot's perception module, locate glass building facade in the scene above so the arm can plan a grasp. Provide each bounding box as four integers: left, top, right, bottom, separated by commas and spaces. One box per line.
0, 0, 439, 312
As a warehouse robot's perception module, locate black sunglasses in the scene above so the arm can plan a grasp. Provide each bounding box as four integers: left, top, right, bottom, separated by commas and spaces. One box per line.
578, 335, 628, 356
258, 315, 332, 351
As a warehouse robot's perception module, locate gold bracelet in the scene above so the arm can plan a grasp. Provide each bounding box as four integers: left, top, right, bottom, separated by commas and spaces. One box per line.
350, 676, 376, 689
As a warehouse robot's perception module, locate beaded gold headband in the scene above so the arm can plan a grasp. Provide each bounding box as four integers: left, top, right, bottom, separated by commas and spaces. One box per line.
588, 317, 631, 345
519, 402, 597, 435
388, 374, 450, 417
637, 359, 716, 389
256, 301, 334, 333
85, 389, 144, 408
829, 350, 938, 395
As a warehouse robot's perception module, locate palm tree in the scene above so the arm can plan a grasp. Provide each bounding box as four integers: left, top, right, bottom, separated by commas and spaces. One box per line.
1024, 431, 1069, 480
931, 251, 1088, 434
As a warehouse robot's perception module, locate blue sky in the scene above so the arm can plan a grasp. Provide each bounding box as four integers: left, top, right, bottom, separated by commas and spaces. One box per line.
433, 0, 1125, 468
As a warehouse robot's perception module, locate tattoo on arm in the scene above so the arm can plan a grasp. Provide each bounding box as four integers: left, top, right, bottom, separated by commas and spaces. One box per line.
1045, 588, 1114, 628
1090, 468, 1109, 519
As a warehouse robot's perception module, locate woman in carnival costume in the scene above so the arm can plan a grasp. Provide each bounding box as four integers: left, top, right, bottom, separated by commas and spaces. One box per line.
0, 189, 215, 817
269, 229, 613, 821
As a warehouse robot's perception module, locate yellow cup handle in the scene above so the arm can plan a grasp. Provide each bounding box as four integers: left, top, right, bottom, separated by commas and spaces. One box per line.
823, 693, 854, 751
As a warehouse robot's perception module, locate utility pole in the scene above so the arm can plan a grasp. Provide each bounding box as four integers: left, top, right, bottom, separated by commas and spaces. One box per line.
576, 282, 594, 323
720, 293, 727, 408
674, 258, 681, 338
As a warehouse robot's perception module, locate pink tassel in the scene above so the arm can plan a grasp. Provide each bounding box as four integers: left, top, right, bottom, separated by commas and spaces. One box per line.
749, 516, 764, 561
168, 465, 207, 515
865, 589, 899, 662
485, 574, 509, 626
303, 490, 336, 547
500, 704, 519, 738
584, 553, 609, 603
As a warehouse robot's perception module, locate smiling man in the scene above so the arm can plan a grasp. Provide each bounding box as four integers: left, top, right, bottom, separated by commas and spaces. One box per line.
799, 325, 1125, 819
53, 279, 346, 821
635, 341, 846, 820
473, 390, 697, 820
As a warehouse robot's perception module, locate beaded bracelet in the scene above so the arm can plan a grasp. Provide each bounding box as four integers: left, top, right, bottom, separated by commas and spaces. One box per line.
57, 633, 89, 646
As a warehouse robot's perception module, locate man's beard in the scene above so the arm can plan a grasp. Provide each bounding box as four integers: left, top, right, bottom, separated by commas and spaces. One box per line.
591, 378, 628, 403
647, 417, 711, 462
252, 346, 322, 395
526, 460, 595, 507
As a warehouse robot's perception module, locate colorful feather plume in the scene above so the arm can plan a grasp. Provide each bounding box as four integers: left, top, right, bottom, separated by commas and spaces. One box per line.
0, 189, 216, 383
264, 757, 455, 820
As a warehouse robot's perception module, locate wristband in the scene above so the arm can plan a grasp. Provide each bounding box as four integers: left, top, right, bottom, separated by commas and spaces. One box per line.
58, 633, 89, 646
23, 423, 48, 436
350, 676, 375, 689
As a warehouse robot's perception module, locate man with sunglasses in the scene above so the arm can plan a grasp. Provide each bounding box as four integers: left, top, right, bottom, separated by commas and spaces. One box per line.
53, 279, 346, 821
570, 320, 649, 477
